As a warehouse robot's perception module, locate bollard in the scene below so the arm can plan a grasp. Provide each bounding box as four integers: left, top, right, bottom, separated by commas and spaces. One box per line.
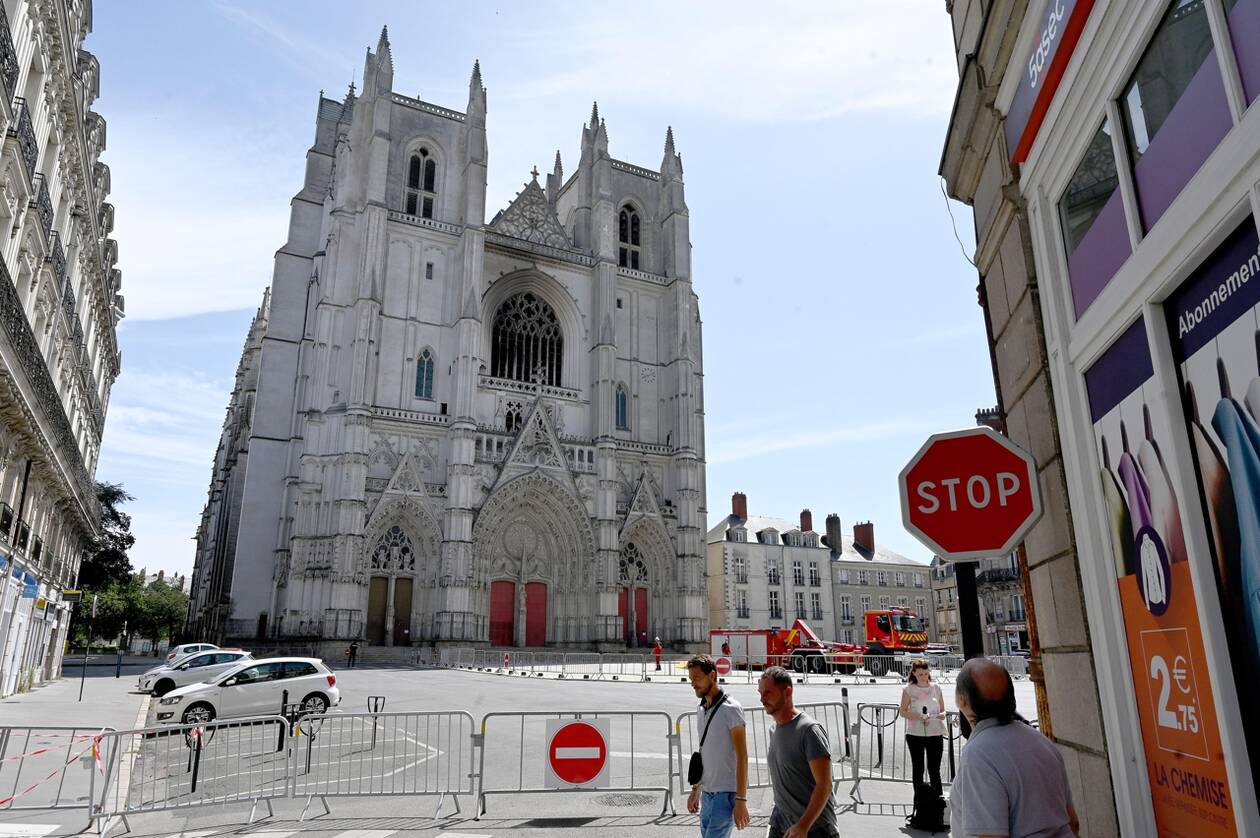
841, 687, 852, 759
115, 649, 122, 679
368, 695, 386, 749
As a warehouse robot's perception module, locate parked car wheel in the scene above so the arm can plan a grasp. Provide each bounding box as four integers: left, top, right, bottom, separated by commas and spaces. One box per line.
302, 693, 329, 714
153, 678, 175, 697
182, 703, 216, 726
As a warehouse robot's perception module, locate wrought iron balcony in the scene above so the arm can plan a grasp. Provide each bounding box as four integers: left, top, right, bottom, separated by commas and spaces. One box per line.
7, 98, 38, 182
62, 281, 74, 322
977, 567, 1021, 586
0, 3, 17, 103
30, 174, 53, 241
0, 253, 99, 526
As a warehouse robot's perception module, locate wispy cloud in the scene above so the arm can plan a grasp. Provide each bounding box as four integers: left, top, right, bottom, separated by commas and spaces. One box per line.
212, 2, 353, 80
707, 415, 951, 466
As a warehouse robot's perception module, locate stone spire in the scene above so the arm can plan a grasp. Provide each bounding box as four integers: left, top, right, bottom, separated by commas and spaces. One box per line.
661, 125, 683, 180
664, 126, 675, 156
546, 150, 564, 204
470, 58, 482, 91
590, 101, 600, 129
467, 58, 486, 117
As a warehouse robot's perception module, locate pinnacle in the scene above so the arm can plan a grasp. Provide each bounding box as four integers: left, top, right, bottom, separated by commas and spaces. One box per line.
378, 25, 390, 52
553, 149, 563, 174
664, 125, 675, 155
471, 58, 482, 88
590, 101, 599, 128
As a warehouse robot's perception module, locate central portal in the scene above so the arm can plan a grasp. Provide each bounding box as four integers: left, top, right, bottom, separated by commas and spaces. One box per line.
488, 579, 548, 646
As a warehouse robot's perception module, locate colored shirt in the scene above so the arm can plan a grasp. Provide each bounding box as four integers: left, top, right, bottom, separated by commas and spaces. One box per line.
698, 692, 745, 793
950, 718, 1075, 838
766, 712, 839, 836
903, 683, 945, 737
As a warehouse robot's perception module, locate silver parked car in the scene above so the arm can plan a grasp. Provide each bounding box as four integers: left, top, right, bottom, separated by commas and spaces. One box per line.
152, 657, 340, 726
139, 649, 252, 696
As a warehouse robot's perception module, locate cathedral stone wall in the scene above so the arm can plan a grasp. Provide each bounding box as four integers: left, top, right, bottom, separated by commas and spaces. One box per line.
188, 32, 707, 651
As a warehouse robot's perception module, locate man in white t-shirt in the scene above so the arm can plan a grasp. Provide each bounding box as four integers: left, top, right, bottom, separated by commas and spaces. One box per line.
687, 654, 750, 837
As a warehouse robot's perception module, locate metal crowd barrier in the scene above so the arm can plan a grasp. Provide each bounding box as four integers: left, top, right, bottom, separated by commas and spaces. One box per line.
673, 699, 852, 794
0, 725, 116, 832
476, 710, 675, 817
93, 717, 291, 836
290, 710, 474, 820
848, 702, 963, 803
562, 652, 602, 679
990, 655, 1029, 679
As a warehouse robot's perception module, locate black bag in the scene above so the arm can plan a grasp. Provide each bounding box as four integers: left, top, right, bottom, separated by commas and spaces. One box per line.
906, 785, 948, 833
687, 692, 727, 786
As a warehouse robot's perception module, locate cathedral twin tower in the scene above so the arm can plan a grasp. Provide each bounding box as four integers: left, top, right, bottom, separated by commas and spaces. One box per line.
188, 29, 707, 651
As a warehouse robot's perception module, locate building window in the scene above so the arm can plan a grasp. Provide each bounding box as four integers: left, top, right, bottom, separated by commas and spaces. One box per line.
914, 574, 923, 588
415, 349, 435, 399
898, 596, 908, 608
618, 205, 641, 269
838, 568, 849, 584
737, 589, 749, 619
490, 292, 563, 386
795, 592, 806, 619
425, 262, 434, 280
857, 570, 868, 586
769, 590, 782, 621
1011, 594, 1026, 622
1059, 120, 1121, 258
762, 530, 778, 545
860, 594, 871, 615
792, 561, 804, 587
615, 384, 629, 430
811, 592, 823, 621
728, 529, 746, 543
734, 554, 747, 584
840, 595, 852, 621
505, 402, 523, 433
808, 562, 820, 587
876, 571, 887, 586
895, 572, 905, 587
767, 562, 780, 586
916, 597, 927, 616
405, 147, 438, 218
879, 595, 890, 609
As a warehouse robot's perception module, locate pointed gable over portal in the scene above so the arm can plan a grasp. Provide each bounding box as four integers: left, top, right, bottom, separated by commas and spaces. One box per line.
490, 172, 571, 249
491, 399, 580, 497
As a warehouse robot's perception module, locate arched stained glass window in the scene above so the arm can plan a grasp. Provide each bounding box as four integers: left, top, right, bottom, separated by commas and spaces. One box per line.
615, 384, 629, 430
618, 206, 641, 269
371, 525, 415, 571
405, 147, 438, 219
490, 292, 563, 387
619, 543, 648, 584
415, 349, 434, 399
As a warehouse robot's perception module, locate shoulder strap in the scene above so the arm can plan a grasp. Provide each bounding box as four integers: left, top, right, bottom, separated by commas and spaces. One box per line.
698, 692, 728, 747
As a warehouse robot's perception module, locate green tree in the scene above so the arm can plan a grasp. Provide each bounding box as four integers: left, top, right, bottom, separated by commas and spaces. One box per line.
78, 483, 135, 590
136, 579, 189, 646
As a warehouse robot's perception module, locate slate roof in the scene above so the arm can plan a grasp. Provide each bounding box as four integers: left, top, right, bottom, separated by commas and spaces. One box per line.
706, 514, 927, 566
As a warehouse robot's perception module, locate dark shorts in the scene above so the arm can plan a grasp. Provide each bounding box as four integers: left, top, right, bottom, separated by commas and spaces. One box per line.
767, 824, 840, 838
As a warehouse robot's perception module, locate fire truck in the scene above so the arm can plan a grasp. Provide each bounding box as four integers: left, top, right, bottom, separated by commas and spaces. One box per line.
710, 608, 929, 676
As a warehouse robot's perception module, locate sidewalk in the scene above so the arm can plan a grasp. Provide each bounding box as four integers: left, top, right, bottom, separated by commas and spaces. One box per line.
1, 668, 147, 731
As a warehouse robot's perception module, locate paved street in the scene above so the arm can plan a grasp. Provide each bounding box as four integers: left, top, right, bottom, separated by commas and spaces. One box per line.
0, 663, 1040, 837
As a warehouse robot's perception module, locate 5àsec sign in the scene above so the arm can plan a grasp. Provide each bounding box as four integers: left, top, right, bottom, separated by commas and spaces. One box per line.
899, 426, 1042, 561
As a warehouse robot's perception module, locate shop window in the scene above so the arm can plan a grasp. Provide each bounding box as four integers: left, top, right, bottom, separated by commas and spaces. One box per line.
1059, 120, 1130, 318
1224, 0, 1260, 104
1120, 0, 1231, 230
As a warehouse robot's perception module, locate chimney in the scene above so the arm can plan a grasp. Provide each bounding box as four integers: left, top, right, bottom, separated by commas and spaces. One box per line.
799, 509, 813, 533
824, 514, 842, 558
975, 406, 1003, 432
731, 492, 747, 521
853, 521, 875, 555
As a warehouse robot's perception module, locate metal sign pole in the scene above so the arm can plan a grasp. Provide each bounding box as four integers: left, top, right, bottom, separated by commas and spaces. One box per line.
955, 563, 985, 660
78, 594, 96, 702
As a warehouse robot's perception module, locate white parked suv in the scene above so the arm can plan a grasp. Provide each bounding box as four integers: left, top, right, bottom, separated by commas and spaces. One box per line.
138, 650, 252, 697
166, 642, 218, 664
153, 657, 340, 726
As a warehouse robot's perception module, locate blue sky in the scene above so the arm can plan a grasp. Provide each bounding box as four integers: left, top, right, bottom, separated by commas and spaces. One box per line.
90, 2, 992, 577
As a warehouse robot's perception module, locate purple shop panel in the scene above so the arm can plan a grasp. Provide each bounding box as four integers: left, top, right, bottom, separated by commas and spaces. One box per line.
1227, 0, 1260, 105
1069, 189, 1133, 319
1132, 49, 1232, 232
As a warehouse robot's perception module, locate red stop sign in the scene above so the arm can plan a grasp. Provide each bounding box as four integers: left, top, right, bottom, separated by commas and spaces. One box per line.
898, 427, 1042, 561
548, 721, 607, 785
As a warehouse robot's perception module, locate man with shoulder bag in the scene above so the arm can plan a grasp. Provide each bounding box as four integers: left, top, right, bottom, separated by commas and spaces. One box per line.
686, 654, 750, 837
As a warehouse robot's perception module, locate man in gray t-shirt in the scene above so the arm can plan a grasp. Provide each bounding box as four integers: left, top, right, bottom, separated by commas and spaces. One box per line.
759, 667, 839, 838
952, 659, 1078, 838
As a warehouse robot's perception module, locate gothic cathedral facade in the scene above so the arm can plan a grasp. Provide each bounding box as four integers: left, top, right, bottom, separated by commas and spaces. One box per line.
188, 31, 707, 650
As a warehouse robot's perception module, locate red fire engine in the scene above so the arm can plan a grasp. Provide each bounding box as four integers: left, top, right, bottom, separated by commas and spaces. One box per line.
710, 608, 928, 676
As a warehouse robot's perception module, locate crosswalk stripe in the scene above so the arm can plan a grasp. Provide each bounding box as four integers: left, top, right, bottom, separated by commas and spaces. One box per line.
0, 826, 57, 837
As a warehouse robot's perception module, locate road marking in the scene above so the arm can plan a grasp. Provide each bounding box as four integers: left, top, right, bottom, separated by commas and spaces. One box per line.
434, 834, 492, 838
0, 826, 57, 837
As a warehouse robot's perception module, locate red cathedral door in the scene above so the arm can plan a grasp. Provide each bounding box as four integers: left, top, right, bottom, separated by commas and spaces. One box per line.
525, 582, 547, 646
490, 581, 515, 647
618, 588, 649, 645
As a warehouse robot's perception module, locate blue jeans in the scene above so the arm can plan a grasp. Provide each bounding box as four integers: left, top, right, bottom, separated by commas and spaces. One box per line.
700, 790, 736, 838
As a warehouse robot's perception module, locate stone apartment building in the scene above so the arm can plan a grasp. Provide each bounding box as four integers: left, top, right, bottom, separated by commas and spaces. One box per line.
928, 557, 960, 650
0, 0, 122, 697
706, 493, 932, 646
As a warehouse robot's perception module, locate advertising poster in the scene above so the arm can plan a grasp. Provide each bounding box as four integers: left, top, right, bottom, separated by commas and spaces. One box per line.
1084, 318, 1237, 837
1166, 216, 1260, 791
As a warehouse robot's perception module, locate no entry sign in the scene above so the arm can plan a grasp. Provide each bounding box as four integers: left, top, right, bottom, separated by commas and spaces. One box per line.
544, 719, 610, 788
715, 657, 732, 676
899, 426, 1042, 561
